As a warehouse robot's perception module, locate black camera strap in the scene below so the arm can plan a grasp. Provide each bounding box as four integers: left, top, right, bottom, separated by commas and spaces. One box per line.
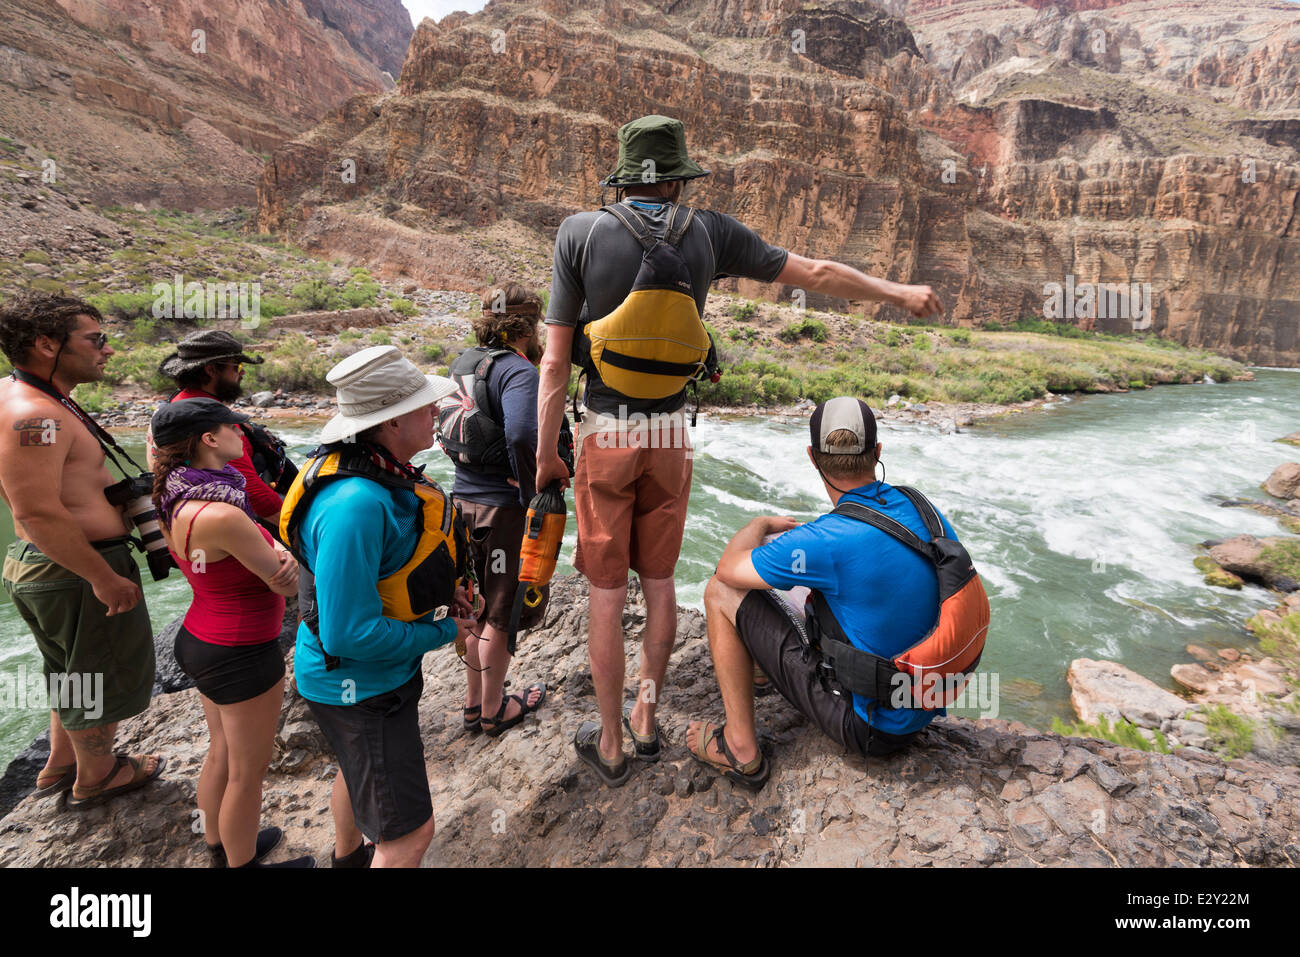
9, 369, 147, 479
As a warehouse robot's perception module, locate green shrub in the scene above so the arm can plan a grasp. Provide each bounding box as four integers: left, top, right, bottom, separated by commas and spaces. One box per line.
731, 302, 758, 322
338, 329, 363, 341
946, 328, 972, 345
1051, 713, 1171, 754
89, 292, 156, 321
390, 297, 418, 317
884, 327, 903, 347
341, 269, 379, 309
419, 343, 446, 363
245, 333, 333, 393
102, 342, 173, 393
778, 317, 829, 343
71, 381, 115, 413
21, 249, 51, 265
367, 330, 393, 346
1201, 705, 1254, 759
290, 280, 341, 312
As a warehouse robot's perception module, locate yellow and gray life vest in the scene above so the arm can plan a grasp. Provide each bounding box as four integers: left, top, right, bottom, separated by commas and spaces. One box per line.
572, 203, 719, 418
279, 444, 469, 671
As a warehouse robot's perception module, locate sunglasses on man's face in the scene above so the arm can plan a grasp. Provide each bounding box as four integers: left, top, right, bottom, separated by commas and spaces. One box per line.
82, 332, 110, 350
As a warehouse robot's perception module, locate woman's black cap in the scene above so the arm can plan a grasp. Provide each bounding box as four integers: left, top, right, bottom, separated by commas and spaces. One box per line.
151, 397, 250, 447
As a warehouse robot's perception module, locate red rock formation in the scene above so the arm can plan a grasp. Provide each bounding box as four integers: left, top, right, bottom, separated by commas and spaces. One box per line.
0, 0, 413, 207
257, 0, 1300, 364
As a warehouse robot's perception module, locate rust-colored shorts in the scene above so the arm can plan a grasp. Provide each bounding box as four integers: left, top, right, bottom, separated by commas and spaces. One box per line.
573, 422, 692, 589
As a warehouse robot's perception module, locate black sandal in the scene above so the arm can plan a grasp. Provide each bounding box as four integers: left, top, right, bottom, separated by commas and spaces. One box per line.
480, 683, 547, 739
622, 704, 661, 762
573, 720, 631, 787
463, 704, 482, 734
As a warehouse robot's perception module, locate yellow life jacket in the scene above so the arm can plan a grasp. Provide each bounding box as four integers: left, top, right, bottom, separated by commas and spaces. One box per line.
573, 203, 719, 414
280, 445, 468, 670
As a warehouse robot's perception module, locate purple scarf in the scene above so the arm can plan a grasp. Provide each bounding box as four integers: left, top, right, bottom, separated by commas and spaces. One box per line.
159, 465, 256, 527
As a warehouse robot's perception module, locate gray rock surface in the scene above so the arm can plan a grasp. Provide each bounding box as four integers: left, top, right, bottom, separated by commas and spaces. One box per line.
2, 577, 1298, 867
1067, 658, 1190, 728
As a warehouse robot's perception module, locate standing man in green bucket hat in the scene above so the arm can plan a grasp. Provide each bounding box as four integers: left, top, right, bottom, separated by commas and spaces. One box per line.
535, 114, 943, 786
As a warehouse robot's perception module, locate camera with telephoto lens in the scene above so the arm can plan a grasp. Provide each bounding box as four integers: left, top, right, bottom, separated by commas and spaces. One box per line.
104, 474, 176, 581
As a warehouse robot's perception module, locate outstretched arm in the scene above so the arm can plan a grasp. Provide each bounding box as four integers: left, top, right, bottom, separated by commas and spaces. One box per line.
775, 253, 943, 319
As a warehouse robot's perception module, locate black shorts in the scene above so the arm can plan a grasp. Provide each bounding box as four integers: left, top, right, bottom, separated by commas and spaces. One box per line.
454, 497, 548, 634
174, 625, 285, 706
736, 591, 920, 758
306, 670, 432, 843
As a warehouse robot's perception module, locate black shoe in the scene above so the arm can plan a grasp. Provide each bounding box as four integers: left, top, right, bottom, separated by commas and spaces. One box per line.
331, 840, 376, 868
573, 720, 632, 787
207, 826, 285, 868
622, 704, 661, 763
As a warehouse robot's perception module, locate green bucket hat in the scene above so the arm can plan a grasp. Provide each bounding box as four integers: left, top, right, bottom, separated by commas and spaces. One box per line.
601, 115, 710, 187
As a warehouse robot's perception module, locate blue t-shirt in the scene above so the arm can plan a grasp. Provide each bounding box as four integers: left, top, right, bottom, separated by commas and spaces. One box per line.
294, 477, 457, 705
749, 482, 956, 736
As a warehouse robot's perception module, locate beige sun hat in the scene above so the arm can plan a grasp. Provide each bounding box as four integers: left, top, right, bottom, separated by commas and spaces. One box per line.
320, 345, 457, 445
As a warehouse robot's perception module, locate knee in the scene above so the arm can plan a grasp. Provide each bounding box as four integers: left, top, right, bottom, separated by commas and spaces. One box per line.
704, 574, 742, 615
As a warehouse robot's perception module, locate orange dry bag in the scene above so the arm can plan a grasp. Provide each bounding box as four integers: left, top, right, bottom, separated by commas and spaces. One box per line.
506, 482, 567, 654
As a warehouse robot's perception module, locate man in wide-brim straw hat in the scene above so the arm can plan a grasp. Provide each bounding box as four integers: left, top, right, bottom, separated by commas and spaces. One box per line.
279, 345, 476, 867
535, 114, 944, 787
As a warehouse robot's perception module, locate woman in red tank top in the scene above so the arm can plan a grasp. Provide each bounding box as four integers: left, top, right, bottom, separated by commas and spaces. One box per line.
150, 398, 312, 868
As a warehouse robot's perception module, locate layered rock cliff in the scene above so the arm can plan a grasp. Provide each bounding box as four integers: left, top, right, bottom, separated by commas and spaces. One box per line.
0, 0, 412, 207
256, 0, 1300, 365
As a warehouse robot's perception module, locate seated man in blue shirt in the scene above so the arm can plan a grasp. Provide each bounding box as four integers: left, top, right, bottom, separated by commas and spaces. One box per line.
687, 396, 955, 789
282, 346, 475, 868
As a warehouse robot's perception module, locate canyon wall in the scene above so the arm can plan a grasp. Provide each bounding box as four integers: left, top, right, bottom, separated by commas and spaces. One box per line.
255, 0, 1300, 364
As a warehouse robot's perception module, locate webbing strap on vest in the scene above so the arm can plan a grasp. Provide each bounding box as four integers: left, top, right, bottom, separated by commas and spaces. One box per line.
601, 202, 696, 252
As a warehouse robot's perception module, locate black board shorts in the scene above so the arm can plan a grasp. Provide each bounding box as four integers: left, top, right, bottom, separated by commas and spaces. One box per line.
306, 669, 432, 843
736, 590, 920, 758
174, 625, 285, 705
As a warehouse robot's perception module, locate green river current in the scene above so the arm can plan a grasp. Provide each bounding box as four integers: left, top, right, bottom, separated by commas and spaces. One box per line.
2, 370, 1298, 767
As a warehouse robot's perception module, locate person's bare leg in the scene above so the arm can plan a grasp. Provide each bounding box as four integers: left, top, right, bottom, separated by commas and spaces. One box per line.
38, 711, 76, 783
478, 622, 542, 722
372, 815, 435, 868
627, 575, 676, 739
197, 695, 229, 850
330, 771, 363, 859
67, 722, 161, 791
214, 678, 282, 867
686, 575, 759, 765
588, 580, 629, 763
463, 630, 483, 714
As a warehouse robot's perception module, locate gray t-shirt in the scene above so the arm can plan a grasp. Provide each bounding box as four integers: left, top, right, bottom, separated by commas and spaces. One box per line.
546, 198, 789, 413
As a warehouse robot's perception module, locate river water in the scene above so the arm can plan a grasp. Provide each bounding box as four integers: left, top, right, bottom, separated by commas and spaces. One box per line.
2, 370, 1298, 766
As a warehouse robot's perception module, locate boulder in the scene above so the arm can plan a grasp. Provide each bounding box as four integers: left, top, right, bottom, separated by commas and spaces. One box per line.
249, 391, 276, 408
1263, 462, 1300, 501
1171, 663, 1216, 695
1208, 535, 1300, 591
1067, 659, 1189, 729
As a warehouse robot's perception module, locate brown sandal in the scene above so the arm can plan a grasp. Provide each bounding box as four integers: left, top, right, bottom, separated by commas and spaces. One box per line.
687, 720, 770, 791
33, 764, 75, 798
66, 754, 165, 810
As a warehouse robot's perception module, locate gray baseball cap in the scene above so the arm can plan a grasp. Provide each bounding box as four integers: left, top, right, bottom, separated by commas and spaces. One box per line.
809, 396, 877, 453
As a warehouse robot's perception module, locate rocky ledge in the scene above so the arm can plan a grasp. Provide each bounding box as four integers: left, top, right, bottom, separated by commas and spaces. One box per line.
1, 577, 1297, 867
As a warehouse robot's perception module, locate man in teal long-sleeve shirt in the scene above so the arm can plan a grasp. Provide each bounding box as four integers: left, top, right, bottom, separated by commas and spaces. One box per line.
288, 346, 473, 869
